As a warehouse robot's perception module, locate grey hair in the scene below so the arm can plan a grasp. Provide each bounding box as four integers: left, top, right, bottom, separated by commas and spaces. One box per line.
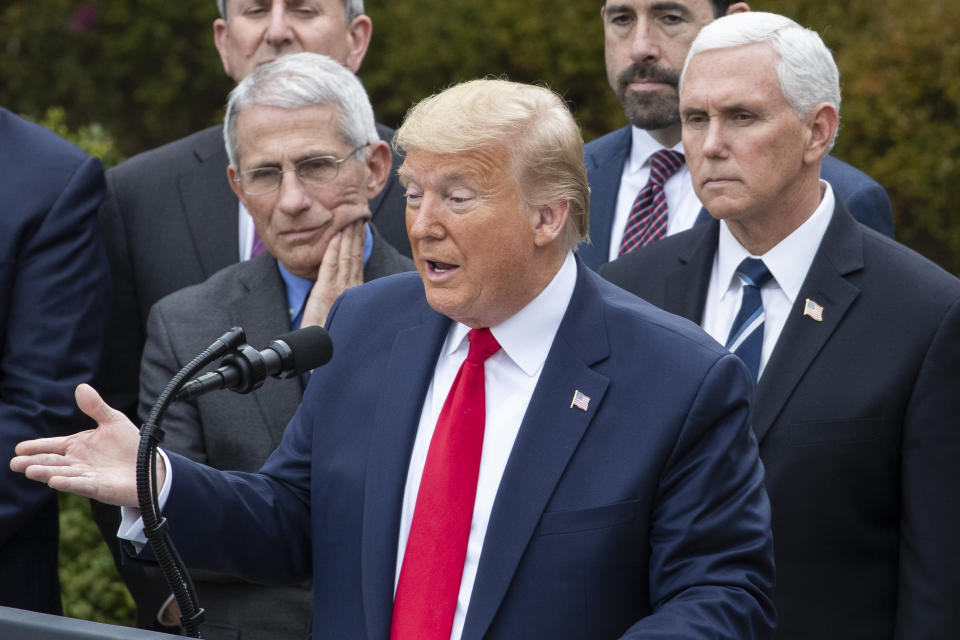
223, 52, 378, 166
681, 11, 842, 150
217, 0, 364, 22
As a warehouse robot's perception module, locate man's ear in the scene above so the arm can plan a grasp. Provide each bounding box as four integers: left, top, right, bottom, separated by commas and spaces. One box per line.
363, 141, 393, 200
213, 18, 234, 80
227, 165, 246, 203
803, 103, 839, 165
532, 200, 571, 248
343, 15, 373, 73
726, 3, 751, 15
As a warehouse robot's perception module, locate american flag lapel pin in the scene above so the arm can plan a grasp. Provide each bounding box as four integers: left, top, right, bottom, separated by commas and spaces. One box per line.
803, 298, 824, 322
570, 389, 590, 411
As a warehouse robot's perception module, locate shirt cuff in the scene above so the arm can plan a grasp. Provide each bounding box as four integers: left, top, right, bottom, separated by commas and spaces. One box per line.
117, 448, 174, 552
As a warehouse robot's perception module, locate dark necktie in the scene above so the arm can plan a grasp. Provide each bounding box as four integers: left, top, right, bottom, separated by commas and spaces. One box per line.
726, 258, 773, 382
391, 328, 502, 640
618, 149, 685, 255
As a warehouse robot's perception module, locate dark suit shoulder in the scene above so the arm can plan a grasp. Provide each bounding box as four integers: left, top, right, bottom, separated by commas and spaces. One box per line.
152, 253, 279, 318
857, 226, 960, 303
599, 224, 711, 289
589, 265, 727, 360
108, 125, 224, 183
1, 107, 93, 170
821, 155, 894, 238
583, 125, 631, 166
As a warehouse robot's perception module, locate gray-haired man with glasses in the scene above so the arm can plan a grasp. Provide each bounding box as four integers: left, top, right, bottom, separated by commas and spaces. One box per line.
133, 52, 412, 639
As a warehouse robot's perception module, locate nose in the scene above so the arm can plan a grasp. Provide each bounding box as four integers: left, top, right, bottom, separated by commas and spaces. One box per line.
701, 118, 727, 158
265, 4, 294, 47
406, 191, 446, 243
276, 171, 312, 215
629, 18, 661, 62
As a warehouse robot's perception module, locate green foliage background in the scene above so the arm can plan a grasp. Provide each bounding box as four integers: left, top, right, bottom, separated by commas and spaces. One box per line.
1, 0, 957, 629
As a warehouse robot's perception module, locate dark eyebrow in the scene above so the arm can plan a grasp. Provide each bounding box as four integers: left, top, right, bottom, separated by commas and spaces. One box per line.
605, 2, 695, 19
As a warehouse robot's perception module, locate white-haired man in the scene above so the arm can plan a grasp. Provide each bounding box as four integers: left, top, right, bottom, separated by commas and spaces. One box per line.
96, 0, 407, 428
603, 12, 960, 638
580, 0, 894, 271
15, 78, 776, 639
137, 52, 412, 639
91, 2, 409, 629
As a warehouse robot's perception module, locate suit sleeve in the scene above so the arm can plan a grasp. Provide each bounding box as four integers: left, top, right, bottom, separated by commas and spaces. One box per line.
895, 295, 960, 638
623, 353, 776, 639
0, 156, 109, 545
138, 304, 208, 464
95, 168, 147, 423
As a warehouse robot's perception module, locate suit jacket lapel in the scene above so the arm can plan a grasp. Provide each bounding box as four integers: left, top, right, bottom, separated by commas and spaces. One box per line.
178, 127, 239, 278
461, 264, 611, 640
752, 203, 864, 442
582, 126, 632, 270
361, 301, 450, 639
229, 254, 302, 446
661, 221, 718, 323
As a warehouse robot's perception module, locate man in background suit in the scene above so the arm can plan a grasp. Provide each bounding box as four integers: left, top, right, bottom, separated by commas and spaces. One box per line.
137, 53, 412, 639
580, 0, 894, 271
602, 13, 960, 637
92, 2, 408, 627
0, 107, 110, 614
14, 79, 775, 639
96, 0, 408, 426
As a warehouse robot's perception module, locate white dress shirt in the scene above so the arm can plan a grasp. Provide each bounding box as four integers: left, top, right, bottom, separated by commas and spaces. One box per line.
608, 127, 703, 261
238, 201, 255, 261
395, 251, 577, 640
701, 181, 836, 379
120, 251, 579, 640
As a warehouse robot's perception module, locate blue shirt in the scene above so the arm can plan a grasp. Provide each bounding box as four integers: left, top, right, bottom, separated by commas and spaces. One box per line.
276, 224, 374, 329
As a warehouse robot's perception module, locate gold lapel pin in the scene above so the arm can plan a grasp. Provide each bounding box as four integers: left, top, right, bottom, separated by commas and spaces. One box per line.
803, 298, 824, 322
570, 389, 590, 411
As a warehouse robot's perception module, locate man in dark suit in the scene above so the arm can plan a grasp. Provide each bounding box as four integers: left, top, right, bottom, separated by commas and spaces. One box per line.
135, 53, 412, 639
92, 2, 409, 627
0, 107, 110, 614
14, 79, 775, 639
580, 0, 894, 271
96, 0, 408, 426
602, 13, 960, 638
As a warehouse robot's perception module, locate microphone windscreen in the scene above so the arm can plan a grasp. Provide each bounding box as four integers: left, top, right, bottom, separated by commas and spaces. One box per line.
277, 325, 334, 374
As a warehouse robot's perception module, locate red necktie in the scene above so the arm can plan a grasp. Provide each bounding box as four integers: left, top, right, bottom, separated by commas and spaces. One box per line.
618, 149, 685, 255
391, 328, 502, 640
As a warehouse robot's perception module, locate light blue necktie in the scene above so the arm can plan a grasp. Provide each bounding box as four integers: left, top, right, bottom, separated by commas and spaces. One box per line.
726, 258, 773, 382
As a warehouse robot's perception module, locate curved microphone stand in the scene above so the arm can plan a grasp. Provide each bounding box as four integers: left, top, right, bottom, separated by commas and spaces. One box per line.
135, 327, 246, 639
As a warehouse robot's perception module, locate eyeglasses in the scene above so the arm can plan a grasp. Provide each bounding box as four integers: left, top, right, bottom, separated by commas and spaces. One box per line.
234, 145, 367, 195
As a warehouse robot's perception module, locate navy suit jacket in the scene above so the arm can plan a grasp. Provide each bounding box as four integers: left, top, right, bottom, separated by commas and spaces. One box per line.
0, 108, 109, 614
158, 262, 776, 639
601, 205, 960, 639
580, 125, 895, 270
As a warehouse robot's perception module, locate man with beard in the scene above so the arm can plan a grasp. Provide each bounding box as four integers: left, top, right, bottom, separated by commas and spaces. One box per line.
579, 0, 894, 270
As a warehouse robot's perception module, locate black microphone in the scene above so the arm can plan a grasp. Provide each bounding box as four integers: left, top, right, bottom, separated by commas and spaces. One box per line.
175, 325, 333, 401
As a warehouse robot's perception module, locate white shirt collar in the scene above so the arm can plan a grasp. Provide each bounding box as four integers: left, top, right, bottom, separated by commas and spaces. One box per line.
716, 180, 836, 303
444, 251, 578, 377
628, 126, 685, 174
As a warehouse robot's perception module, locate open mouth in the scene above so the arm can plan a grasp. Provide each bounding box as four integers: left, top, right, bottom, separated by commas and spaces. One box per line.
427, 259, 459, 274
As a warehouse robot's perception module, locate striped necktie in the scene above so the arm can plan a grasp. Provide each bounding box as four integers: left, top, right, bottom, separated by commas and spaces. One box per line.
726, 258, 773, 382
618, 149, 685, 255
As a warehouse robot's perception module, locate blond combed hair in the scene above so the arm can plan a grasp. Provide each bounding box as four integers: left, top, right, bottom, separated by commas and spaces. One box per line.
395, 79, 590, 250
